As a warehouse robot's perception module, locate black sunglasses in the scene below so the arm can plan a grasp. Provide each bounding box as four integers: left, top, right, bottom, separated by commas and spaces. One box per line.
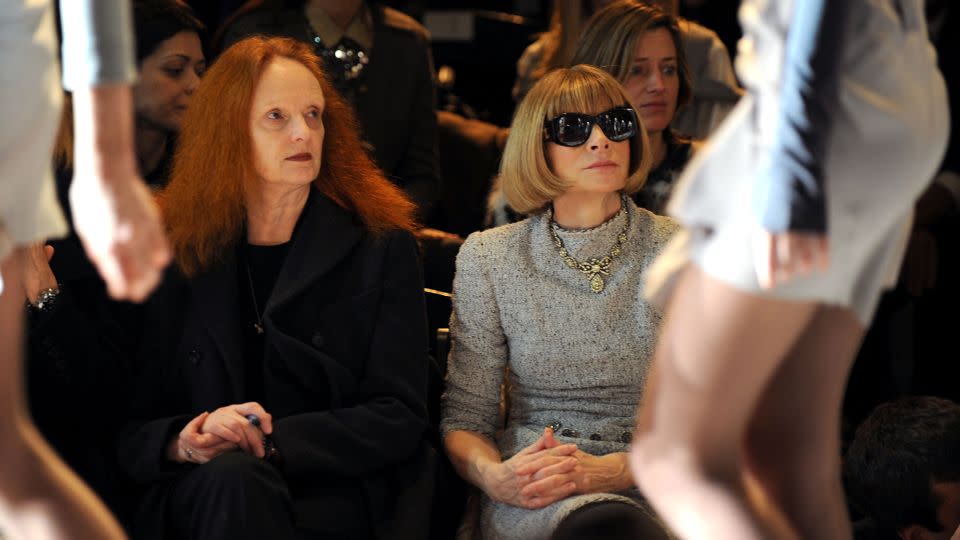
543, 106, 639, 147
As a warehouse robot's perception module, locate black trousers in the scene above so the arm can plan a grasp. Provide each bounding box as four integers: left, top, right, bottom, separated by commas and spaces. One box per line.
161, 452, 300, 540
551, 501, 672, 540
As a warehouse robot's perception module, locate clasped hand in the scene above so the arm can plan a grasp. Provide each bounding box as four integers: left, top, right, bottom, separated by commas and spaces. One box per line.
482, 428, 625, 509
175, 402, 273, 464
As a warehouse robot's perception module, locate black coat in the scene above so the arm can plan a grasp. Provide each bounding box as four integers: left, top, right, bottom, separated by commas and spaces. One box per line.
117, 192, 435, 538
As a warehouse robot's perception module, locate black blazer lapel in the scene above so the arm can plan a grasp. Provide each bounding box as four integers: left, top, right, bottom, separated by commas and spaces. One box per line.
265, 191, 363, 315
190, 248, 245, 399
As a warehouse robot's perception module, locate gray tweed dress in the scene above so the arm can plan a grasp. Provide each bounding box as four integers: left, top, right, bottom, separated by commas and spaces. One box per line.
440, 198, 679, 540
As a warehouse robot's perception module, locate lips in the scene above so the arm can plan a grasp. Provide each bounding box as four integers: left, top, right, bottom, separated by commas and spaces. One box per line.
641, 102, 667, 110
587, 160, 617, 169
286, 153, 312, 161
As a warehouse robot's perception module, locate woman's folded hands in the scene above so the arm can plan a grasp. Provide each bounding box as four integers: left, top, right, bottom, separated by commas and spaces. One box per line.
168, 402, 273, 464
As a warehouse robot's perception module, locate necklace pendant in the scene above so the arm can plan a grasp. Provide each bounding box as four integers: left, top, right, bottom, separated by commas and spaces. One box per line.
253, 323, 265, 335
589, 274, 605, 293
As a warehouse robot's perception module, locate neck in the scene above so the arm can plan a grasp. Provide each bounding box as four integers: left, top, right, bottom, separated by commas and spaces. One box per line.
309, 0, 363, 30
551, 191, 623, 229
246, 184, 310, 245
649, 130, 667, 169
135, 122, 168, 177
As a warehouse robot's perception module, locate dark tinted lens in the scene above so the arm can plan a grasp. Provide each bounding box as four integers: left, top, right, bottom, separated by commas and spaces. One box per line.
598, 108, 637, 141
554, 114, 592, 146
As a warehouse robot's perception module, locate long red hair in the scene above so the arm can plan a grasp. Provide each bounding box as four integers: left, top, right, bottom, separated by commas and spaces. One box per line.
160, 36, 417, 276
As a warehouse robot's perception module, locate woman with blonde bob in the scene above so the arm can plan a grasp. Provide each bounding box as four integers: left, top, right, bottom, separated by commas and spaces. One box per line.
441, 64, 677, 540
114, 36, 433, 539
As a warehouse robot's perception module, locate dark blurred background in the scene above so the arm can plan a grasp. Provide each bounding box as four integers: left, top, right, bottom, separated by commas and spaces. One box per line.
186, 0, 742, 126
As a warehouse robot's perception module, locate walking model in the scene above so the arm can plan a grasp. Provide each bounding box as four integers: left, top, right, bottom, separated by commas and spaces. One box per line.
631, 0, 949, 539
0, 1, 170, 539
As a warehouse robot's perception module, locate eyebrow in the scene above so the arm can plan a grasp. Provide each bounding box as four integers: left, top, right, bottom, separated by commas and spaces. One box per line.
633, 56, 677, 63
162, 54, 202, 63
257, 100, 325, 110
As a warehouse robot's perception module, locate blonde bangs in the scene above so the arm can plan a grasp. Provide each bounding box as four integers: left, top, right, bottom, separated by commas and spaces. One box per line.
500, 64, 652, 214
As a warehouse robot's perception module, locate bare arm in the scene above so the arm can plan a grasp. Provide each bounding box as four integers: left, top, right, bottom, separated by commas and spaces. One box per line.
68, 84, 171, 301
444, 429, 504, 489
59, 0, 171, 301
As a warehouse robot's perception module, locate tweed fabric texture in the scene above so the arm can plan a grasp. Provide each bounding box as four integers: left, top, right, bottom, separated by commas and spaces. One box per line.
441, 198, 679, 539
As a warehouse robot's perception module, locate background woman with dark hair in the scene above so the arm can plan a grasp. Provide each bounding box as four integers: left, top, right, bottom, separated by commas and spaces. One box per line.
53, 0, 206, 225
117, 36, 432, 540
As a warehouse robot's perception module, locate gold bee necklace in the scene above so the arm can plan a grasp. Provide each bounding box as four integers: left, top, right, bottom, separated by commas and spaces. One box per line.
548, 195, 630, 294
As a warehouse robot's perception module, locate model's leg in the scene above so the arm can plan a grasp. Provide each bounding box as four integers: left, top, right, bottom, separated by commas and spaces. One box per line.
631, 265, 819, 540
743, 305, 863, 540
0, 248, 126, 540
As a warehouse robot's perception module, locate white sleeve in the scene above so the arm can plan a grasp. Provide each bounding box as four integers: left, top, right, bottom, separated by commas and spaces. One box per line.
59, 0, 137, 90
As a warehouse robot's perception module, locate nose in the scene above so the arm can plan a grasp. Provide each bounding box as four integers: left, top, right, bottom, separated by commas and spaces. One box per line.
588, 124, 611, 150
184, 69, 201, 95
647, 70, 665, 93
289, 114, 310, 142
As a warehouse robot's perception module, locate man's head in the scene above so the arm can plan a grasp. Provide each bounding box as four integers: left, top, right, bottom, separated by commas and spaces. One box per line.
846, 397, 960, 540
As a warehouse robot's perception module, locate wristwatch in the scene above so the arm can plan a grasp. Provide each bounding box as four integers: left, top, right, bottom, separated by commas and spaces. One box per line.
28, 286, 61, 313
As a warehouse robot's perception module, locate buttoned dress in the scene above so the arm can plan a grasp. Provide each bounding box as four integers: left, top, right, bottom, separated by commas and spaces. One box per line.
441, 199, 679, 539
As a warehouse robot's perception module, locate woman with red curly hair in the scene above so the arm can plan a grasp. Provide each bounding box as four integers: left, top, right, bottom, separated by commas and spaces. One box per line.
116, 36, 432, 539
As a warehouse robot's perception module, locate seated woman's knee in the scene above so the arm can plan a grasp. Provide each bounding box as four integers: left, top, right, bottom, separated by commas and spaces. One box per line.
188, 452, 281, 490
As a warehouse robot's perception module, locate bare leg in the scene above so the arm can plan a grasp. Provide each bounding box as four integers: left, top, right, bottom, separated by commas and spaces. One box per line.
744, 305, 863, 540
631, 265, 819, 540
0, 248, 126, 540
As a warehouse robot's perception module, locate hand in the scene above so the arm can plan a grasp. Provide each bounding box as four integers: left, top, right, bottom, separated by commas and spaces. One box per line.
523, 429, 632, 496
480, 428, 579, 509
69, 84, 171, 302
69, 173, 171, 302
20, 243, 57, 304
199, 402, 273, 459
173, 412, 237, 464
754, 230, 829, 289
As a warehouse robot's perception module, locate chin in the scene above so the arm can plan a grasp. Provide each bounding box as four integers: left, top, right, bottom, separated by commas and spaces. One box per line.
592, 177, 627, 192
294, 173, 319, 185
639, 112, 670, 130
